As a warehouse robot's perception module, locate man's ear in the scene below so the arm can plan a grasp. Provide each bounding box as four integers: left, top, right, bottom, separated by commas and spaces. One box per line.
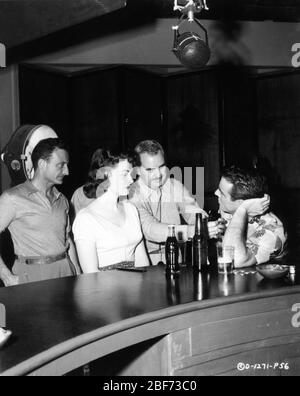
38, 158, 47, 170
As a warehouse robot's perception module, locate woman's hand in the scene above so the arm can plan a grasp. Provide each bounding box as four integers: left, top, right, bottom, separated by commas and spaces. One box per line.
240, 194, 270, 217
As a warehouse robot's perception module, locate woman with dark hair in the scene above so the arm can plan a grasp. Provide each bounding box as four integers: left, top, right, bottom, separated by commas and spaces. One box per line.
73, 149, 150, 272
71, 149, 106, 214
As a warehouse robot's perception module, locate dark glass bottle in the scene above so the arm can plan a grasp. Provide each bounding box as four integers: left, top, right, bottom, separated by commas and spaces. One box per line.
165, 225, 180, 276
192, 213, 209, 271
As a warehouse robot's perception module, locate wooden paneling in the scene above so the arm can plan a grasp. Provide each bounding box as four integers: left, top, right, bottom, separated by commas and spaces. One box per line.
256, 70, 300, 251
122, 68, 164, 149
166, 71, 220, 193
18, 64, 258, 201
19, 64, 121, 198
69, 67, 121, 168
257, 72, 300, 190
220, 68, 258, 167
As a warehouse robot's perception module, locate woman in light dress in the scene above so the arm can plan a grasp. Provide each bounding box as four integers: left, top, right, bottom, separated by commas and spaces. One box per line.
73, 149, 149, 272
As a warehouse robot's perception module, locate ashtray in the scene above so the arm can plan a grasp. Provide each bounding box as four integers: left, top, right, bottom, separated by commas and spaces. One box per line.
256, 264, 290, 280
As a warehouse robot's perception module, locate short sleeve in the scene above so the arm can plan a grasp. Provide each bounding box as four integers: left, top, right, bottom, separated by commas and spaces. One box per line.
248, 215, 287, 265
252, 231, 277, 264
0, 192, 17, 233
73, 211, 95, 242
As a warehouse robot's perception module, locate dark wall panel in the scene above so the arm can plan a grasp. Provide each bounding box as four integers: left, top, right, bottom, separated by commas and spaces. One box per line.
257, 70, 300, 251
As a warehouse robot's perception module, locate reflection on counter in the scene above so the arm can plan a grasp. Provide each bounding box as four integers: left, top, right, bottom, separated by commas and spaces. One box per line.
218, 274, 235, 297
166, 276, 181, 306
193, 271, 211, 301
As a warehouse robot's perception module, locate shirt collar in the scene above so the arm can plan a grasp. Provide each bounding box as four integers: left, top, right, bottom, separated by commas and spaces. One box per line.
24, 180, 61, 200
24, 180, 39, 196
136, 177, 167, 199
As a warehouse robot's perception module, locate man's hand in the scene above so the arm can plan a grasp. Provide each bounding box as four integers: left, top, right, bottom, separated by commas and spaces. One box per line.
208, 220, 226, 239
3, 275, 19, 287
240, 194, 270, 217
0, 261, 19, 287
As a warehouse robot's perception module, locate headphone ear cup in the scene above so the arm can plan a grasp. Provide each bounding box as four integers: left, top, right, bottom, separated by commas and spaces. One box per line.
1, 124, 58, 186
1, 125, 34, 186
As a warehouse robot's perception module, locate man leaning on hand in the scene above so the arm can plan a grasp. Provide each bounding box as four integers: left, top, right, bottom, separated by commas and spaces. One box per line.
215, 165, 287, 268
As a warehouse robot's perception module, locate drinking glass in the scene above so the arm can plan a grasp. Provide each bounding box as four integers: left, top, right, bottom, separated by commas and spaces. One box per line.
217, 245, 235, 274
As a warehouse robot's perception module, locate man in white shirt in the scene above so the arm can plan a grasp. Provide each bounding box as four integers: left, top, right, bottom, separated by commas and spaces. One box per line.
130, 140, 222, 265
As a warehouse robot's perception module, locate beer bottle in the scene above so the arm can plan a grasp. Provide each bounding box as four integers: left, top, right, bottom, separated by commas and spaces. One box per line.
165, 225, 180, 276
192, 213, 209, 271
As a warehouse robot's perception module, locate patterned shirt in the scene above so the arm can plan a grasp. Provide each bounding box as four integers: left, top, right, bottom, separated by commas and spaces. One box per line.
223, 211, 287, 264
0, 181, 70, 256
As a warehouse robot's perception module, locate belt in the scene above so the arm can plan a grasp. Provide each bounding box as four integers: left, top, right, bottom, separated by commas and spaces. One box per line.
98, 261, 135, 271
15, 252, 68, 265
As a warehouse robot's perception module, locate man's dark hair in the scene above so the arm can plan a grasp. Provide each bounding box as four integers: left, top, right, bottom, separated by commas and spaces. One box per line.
134, 140, 164, 166
222, 165, 267, 201
31, 138, 68, 170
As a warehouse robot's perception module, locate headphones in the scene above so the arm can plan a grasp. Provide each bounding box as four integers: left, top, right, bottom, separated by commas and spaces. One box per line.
1, 125, 58, 186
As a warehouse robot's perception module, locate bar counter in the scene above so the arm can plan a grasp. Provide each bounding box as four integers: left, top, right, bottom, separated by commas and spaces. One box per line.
1, 264, 300, 376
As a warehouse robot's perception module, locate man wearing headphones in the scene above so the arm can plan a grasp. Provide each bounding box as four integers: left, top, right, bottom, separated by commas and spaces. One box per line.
0, 138, 80, 286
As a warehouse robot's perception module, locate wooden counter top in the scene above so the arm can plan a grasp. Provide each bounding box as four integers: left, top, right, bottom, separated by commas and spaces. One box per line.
1, 264, 300, 376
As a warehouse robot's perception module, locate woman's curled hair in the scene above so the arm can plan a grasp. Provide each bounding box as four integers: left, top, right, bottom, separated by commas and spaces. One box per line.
83, 149, 133, 198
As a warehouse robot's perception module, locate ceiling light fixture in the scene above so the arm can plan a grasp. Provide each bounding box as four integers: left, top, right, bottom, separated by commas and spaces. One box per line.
172, 0, 211, 69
